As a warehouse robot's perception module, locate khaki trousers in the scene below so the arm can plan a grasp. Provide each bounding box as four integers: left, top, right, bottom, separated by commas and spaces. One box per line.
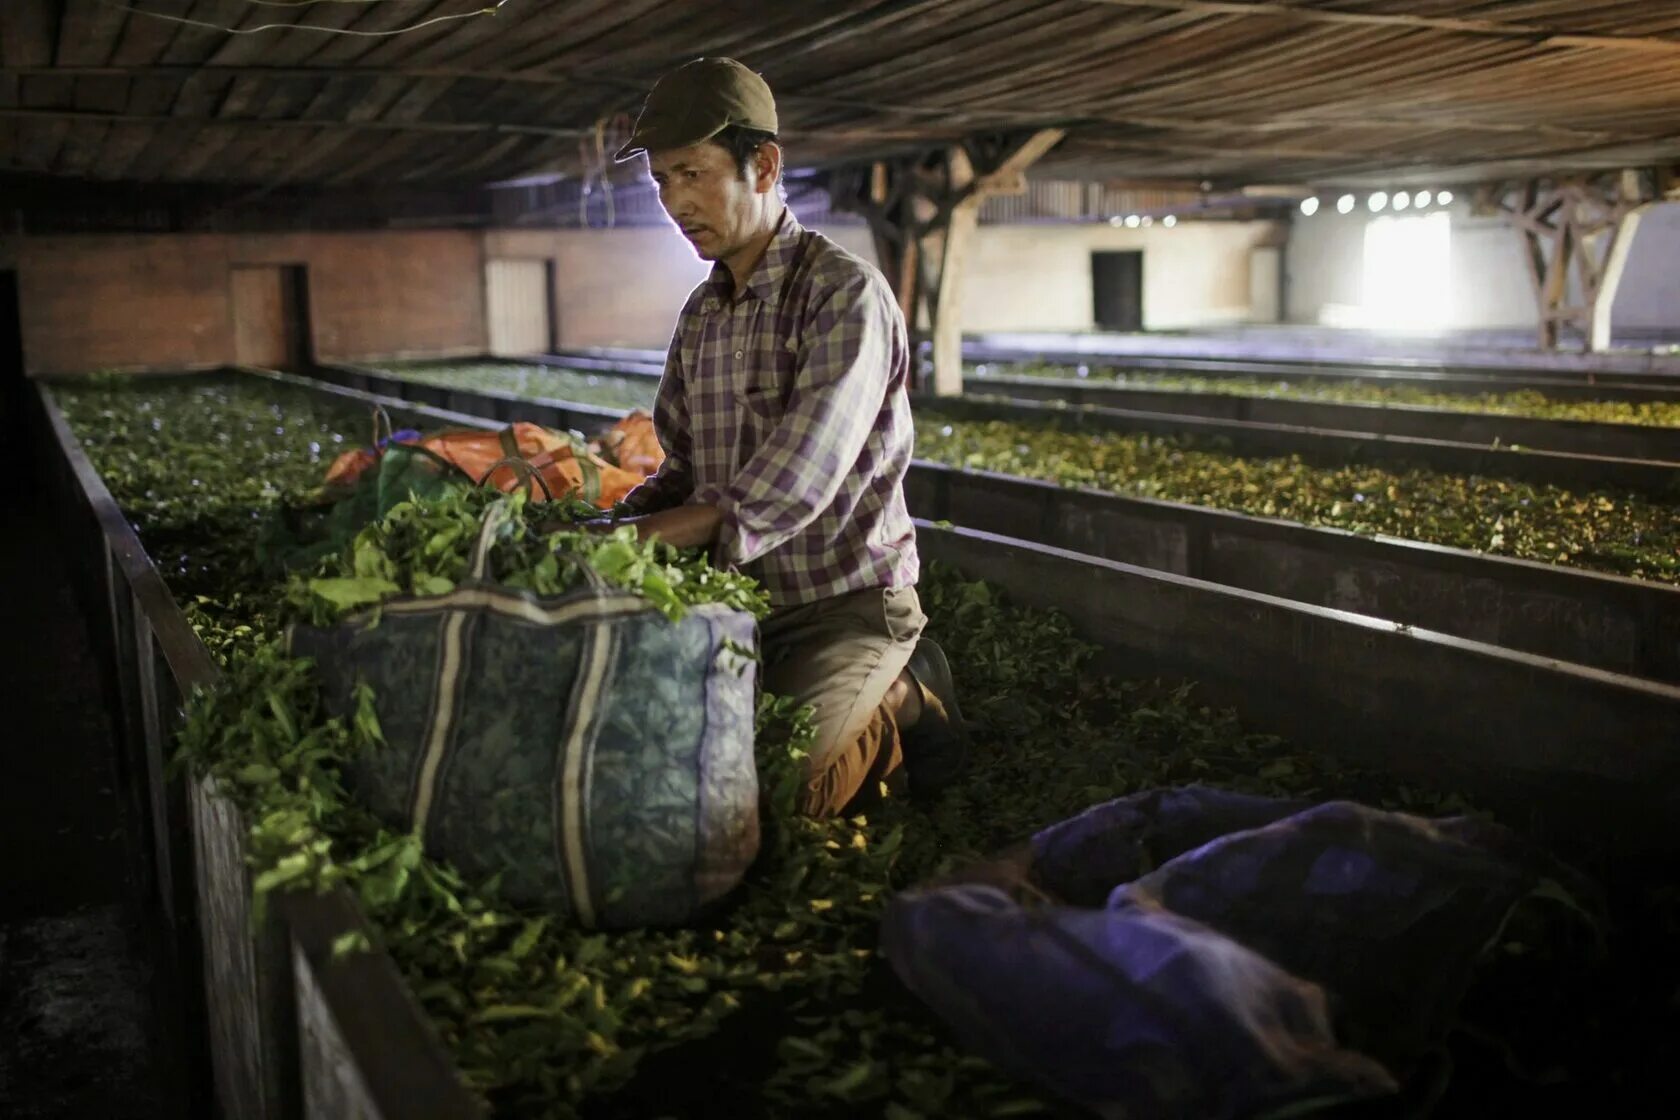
760, 585, 926, 818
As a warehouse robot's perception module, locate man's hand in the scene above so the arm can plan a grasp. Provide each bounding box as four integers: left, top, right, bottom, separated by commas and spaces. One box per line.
615, 505, 723, 550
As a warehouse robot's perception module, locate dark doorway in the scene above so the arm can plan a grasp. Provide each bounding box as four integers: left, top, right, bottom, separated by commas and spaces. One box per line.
229, 264, 312, 369
1092, 250, 1144, 331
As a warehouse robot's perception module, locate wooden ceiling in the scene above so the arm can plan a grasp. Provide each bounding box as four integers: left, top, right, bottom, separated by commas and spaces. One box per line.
2, 0, 1679, 192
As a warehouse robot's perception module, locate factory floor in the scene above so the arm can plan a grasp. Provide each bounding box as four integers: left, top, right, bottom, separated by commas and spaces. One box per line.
0, 489, 177, 1119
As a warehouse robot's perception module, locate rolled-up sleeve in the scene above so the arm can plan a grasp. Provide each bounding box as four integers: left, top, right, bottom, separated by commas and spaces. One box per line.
702, 275, 894, 566
618, 341, 696, 515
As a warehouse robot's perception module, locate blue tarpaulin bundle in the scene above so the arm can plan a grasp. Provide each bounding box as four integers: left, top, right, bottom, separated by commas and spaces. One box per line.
882, 788, 1591, 1118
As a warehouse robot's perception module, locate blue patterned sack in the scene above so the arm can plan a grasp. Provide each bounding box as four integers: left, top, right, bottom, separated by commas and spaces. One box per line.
287, 511, 761, 929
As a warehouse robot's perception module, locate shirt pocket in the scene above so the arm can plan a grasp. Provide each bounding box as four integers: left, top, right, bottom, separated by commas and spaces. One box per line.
734, 384, 783, 468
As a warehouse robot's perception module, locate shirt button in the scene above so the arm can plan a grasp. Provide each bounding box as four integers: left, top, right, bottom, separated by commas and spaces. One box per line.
734, 349, 744, 360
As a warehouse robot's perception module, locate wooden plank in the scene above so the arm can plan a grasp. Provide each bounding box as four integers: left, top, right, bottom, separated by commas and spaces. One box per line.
303, 0, 462, 66
157, 0, 239, 65
270, 126, 365, 185
72, 73, 131, 113
94, 121, 159, 178
122, 120, 199, 181
109, 0, 184, 66
125, 73, 182, 116
21, 72, 76, 109
342, 76, 410, 123
0, 0, 58, 68
169, 122, 244, 180
17, 119, 72, 172
55, 0, 131, 66
214, 74, 269, 119
1076, 0, 1680, 54
54, 119, 112, 177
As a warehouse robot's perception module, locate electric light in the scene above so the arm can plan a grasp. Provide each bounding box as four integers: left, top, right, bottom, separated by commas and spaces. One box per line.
1368, 191, 1389, 212
1337, 194, 1355, 214
1300, 197, 1320, 216
1438, 189, 1455, 205
1415, 190, 1433, 207
1393, 191, 1411, 211
1163, 215, 1178, 227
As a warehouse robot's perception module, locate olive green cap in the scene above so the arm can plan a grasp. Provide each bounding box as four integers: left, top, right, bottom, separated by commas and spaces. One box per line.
614, 57, 779, 162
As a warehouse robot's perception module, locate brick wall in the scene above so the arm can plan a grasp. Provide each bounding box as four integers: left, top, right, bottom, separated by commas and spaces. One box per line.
12, 229, 487, 375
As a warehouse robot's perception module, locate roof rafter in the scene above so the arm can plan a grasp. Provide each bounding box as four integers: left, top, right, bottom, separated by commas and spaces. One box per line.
1074, 0, 1680, 54
9, 64, 1636, 145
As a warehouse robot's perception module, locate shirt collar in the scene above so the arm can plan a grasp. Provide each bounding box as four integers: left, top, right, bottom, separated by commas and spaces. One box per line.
704, 208, 804, 309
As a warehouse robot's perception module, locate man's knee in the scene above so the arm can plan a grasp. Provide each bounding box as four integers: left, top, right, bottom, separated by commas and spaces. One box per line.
792, 710, 901, 819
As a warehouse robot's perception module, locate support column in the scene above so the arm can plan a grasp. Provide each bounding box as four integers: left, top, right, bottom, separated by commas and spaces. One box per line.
1499, 172, 1647, 351
834, 129, 1064, 394
1590, 198, 1657, 353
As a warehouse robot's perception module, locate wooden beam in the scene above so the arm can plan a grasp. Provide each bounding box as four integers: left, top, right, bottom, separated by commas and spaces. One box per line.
0, 106, 593, 138
1075, 1, 1680, 55
0, 0, 58, 69
1591, 202, 1656, 352
931, 128, 1066, 395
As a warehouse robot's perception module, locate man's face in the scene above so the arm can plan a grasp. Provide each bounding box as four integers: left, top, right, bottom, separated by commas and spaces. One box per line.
649, 140, 768, 262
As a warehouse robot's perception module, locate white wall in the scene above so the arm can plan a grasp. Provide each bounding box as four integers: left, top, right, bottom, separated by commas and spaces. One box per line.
960, 221, 1284, 332
1613, 202, 1680, 331
495, 217, 1284, 348
487, 222, 877, 349
1286, 200, 1680, 334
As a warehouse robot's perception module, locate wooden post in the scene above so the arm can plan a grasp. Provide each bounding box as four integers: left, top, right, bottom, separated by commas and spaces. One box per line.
832, 129, 1065, 394
1500, 173, 1644, 351
1590, 201, 1657, 352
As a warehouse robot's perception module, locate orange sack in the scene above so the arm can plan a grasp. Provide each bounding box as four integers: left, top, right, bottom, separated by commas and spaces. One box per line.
591, 410, 667, 478
325, 420, 653, 509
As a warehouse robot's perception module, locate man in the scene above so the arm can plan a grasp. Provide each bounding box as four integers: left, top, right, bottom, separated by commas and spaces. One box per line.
611, 57, 967, 818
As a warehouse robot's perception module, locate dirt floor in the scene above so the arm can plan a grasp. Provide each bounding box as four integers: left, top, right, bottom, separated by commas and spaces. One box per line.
0, 492, 177, 1119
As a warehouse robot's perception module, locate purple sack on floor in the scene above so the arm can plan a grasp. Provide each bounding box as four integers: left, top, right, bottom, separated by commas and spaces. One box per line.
883, 788, 1575, 1118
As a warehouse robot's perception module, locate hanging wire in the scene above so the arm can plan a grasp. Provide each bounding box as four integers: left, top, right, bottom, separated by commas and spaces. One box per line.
102, 0, 514, 36
575, 115, 619, 229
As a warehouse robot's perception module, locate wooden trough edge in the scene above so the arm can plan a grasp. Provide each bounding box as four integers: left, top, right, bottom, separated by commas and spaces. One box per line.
927, 394, 1680, 495
914, 520, 1680, 855
907, 462, 1680, 684
966, 363, 1680, 405
970, 374, 1680, 461
32, 376, 483, 1120
961, 340, 1680, 386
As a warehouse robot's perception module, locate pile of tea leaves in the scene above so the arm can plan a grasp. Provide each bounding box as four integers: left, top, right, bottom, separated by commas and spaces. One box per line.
378, 360, 658, 412
284, 486, 770, 628
967, 362, 1680, 428
51, 373, 1634, 1117
916, 413, 1680, 584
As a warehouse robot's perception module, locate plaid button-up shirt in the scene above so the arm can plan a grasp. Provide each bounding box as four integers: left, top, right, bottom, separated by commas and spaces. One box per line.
622, 211, 919, 607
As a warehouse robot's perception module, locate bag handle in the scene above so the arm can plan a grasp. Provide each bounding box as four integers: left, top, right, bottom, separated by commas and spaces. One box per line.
370, 405, 395, 455
467, 501, 514, 582
476, 455, 556, 501
468, 499, 614, 591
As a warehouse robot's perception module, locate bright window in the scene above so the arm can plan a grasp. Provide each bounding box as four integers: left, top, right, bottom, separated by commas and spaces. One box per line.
1361, 212, 1452, 329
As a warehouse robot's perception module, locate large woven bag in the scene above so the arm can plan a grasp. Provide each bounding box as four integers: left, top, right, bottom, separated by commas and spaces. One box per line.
287, 506, 761, 928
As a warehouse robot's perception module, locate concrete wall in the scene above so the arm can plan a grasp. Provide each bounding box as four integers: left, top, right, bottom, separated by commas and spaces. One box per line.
486, 219, 1282, 346
11, 230, 486, 375
1285, 200, 1680, 333
1613, 203, 1680, 331
960, 221, 1285, 332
